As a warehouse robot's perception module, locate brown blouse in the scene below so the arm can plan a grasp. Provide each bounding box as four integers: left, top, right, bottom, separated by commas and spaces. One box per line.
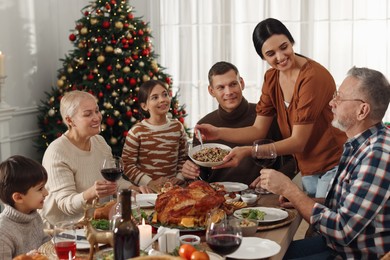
256, 57, 347, 176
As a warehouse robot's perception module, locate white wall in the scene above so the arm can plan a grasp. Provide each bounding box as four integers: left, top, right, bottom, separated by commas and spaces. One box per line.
0, 0, 148, 161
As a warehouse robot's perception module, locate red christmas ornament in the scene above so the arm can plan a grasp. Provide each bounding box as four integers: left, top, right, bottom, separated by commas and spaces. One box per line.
142, 49, 150, 56
69, 34, 76, 41
132, 54, 138, 60
128, 38, 134, 45
106, 65, 113, 72
127, 13, 134, 20
124, 58, 131, 65
97, 36, 103, 43
117, 77, 124, 84
179, 117, 185, 124
105, 3, 111, 10
129, 78, 137, 86
124, 23, 129, 29
87, 52, 92, 57
106, 84, 111, 90
123, 130, 128, 137
122, 44, 129, 49
106, 117, 115, 126
126, 110, 133, 117
111, 39, 117, 45
87, 73, 94, 81
165, 77, 171, 84
84, 11, 89, 16
138, 29, 144, 36
145, 37, 150, 42
110, 0, 117, 5
149, 72, 153, 77
121, 38, 127, 45
102, 21, 110, 29
98, 92, 104, 98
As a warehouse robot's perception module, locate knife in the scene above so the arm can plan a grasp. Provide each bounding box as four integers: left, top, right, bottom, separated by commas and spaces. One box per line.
58, 233, 87, 241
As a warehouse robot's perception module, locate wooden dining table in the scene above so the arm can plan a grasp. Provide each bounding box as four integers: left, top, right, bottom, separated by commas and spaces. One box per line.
251, 193, 302, 260
40, 193, 302, 260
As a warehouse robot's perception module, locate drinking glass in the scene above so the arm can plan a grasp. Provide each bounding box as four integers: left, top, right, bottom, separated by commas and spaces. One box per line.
101, 155, 124, 182
206, 209, 242, 257
251, 139, 277, 194
53, 221, 77, 260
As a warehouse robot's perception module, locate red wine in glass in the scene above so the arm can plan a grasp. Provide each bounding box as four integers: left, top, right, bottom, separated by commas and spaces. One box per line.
54, 241, 76, 259
252, 139, 277, 194
100, 168, 123, 182
207, 234, 242, 255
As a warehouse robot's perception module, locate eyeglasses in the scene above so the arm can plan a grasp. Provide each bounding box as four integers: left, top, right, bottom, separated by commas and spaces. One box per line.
332, 91, 366, 104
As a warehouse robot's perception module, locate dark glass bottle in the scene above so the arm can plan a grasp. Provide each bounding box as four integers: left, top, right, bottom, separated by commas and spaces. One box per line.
114, 189, 140, 259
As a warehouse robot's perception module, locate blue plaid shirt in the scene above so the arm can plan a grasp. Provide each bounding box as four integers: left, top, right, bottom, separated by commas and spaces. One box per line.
311, 123, 390, 259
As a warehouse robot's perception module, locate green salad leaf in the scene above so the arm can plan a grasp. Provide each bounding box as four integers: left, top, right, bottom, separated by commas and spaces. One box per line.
241, 209, 266, 220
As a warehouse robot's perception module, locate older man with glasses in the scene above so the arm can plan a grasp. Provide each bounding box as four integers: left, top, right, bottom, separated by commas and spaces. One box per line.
253, 66, 390, 259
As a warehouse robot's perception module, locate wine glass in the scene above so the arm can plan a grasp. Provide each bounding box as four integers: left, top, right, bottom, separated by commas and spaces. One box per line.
252, 139, 277, 194
206, 209, 242, 258
101, 155, 124, 202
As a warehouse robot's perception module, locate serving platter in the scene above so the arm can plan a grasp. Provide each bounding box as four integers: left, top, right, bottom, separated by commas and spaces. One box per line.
233, 207, 289, 223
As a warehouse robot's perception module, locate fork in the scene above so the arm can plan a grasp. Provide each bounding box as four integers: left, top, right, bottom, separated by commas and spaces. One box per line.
197, 129, 204, 150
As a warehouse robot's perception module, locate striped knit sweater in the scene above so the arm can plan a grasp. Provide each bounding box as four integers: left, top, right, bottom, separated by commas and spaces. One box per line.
122, 118, 187, 186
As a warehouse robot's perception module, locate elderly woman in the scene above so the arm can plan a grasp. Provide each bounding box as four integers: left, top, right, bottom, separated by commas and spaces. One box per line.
39, 90, 145, 226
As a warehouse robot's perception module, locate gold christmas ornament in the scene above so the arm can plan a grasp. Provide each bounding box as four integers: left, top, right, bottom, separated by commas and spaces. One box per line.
115, 21, 123, 29
142, 74, 150, 82
110, 137, 118, 145
80, 27, 88, 35
115, 63, 122, 69
67, 67, 73, 73
122, 66, 130, 73
105, 46, 114, 53
57, 79, 64, 87
48, 109, 56, 117
114, 110, 120, 116
90, 18, 98, 25
114, 48, 122, 54
97, 55, 105, 64
122, 86, 128, 92
118, 121, 123, 126
98, 77, 104, 83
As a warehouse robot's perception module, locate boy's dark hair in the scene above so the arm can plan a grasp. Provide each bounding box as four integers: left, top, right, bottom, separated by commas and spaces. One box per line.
0, 155, 48, 207
138, 79, 168, 118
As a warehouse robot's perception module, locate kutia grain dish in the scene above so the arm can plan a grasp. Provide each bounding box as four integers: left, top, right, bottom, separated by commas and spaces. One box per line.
192, 147, 229, 162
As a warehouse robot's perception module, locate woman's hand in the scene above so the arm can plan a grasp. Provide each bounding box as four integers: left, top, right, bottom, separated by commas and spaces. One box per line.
212, 146, 251, 169
84, 180, 117, 202
182, 160, 201, 179
195, 124, 220, 141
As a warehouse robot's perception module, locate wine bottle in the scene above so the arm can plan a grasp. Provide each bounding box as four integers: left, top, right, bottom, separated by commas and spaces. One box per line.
114, 189, 140, 259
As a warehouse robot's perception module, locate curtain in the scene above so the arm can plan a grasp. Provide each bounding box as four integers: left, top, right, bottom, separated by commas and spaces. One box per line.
149, 0, 390, 129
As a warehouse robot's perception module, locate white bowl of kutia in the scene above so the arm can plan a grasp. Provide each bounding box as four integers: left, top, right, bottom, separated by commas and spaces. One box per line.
241, 193, 258, 205
189, 143, 232, 167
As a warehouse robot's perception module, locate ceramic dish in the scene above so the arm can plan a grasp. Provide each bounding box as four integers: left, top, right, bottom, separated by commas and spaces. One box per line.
188, 143, 231, 167
226, 237, 281, 259
233, 207, 289, 223
136, 193, 158, 208
212, 182, 248, 192
224, 193, 241, 203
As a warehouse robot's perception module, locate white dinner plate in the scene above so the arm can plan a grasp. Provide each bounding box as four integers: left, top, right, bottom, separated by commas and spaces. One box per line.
207, 251, 224, 260
233, 207, 289, 223
226, 237, 281, 259
213, 182, 248, 192
136, 193, 158, 208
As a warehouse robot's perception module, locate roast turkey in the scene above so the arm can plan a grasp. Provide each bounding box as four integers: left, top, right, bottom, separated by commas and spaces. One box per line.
154, 180, 226, 227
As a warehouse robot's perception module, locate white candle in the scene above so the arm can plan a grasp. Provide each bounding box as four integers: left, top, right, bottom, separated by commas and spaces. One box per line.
0, 52, 4, 77
138, 218, 152, 250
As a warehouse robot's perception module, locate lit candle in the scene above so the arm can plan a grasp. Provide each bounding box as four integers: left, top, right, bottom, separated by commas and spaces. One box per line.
138, 218, 152, 250
0, 52, 4, 77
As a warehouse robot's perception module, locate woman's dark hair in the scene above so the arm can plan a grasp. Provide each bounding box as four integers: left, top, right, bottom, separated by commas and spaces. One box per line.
138, 79, 168, 117
252, 18, 295, 59
0, 155, 48, 207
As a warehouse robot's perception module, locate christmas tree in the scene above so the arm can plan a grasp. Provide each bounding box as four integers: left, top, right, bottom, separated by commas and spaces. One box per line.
36, 0, 188, 156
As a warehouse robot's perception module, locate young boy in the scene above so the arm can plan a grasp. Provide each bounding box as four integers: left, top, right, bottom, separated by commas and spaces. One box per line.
0, 155, 51, 259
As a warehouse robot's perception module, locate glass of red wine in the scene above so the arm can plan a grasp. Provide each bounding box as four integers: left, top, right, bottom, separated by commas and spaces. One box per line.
101, 155, 124, 201
252, 139, 277, 194
206, 209, 242, 258
53, 221, 77, 259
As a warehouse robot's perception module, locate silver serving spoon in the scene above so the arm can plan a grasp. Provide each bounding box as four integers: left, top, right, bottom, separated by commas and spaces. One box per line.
197, 129, 204, 150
